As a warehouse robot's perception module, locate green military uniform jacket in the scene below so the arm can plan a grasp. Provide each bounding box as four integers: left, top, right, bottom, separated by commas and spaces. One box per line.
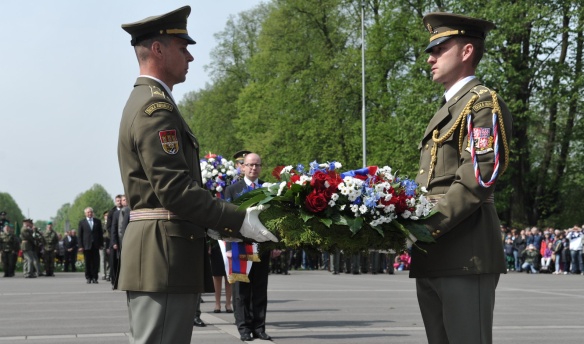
43, 230, 58, 251
410, 79, 512, 278
1, 232, 17, 252
117, 77, 245, 293
20, 228, 35, 252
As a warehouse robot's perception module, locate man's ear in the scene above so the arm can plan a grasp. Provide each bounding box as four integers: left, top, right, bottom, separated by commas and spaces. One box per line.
151, 41, 163, 57
461, 43, 474, 63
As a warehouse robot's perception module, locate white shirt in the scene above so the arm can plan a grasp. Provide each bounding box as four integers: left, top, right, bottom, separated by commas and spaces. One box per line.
444, 75, 476, 102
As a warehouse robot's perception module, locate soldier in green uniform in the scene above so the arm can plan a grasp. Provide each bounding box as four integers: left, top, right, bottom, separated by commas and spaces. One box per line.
42, 222, 59, 277
1, 224, 18, 277
409, 13, 513, 344
20, 219, 38, 278
118, 6, 277, 344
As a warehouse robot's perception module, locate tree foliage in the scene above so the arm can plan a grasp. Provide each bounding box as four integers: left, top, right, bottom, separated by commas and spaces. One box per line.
0, 192, 24, 227
178, 0, 583, 228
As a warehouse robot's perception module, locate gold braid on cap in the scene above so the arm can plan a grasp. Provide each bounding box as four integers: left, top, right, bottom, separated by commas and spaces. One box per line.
427, 91, 510, 187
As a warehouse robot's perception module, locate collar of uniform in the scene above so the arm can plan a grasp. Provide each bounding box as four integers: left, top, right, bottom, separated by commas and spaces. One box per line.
244, 177, 259, 186
139, 75, 175, 103
444, 75, 475, 102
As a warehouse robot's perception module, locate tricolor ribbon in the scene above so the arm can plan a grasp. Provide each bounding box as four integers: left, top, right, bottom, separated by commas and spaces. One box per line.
340, 166, 378, 180
467, 111, 500, 188
220, 241, 259, 284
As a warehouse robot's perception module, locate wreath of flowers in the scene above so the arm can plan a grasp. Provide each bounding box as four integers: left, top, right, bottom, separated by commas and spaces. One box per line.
234, 161, 436, 253
199, 152, 239, 197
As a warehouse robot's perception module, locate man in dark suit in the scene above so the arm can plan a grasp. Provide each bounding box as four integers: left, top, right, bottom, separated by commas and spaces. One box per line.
410, 13, 512, 344
78, 207, 104, 284
63, 230, 78, 272
110, 195, 128, 288
118, 7, 277, 344
104, 195, 122, 281
225, 152, 272, 342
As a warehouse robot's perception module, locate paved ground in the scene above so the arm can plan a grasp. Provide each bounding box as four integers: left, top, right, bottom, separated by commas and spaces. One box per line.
0, 270, 583, 343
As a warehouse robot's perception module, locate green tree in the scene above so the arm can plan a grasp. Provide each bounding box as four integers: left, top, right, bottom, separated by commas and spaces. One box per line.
0, 192, 24, 227
52, 203, 71, 235
180, 4, 272, 158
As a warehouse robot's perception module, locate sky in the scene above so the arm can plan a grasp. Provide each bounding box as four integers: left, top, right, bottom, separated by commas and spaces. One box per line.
0, 0, 265, 221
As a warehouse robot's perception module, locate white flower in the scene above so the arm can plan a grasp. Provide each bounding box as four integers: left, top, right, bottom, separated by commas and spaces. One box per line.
328, 200, 336, 207
401, 210, 412, 219
334, 162, 342, 169
359, 204, 368, 214
340, 205, 346, 211
350, 204, 359, 214
282, 165, 294, 173
216, 186, 223, 193
331, 193, 339, 201
212, 169, 219, 176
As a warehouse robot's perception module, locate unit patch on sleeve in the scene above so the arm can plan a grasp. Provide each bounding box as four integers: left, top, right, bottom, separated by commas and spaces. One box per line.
145, 102, 174, 116
472, 101, 493, 112
466, 127, 494, 155
158, 130, 179, 154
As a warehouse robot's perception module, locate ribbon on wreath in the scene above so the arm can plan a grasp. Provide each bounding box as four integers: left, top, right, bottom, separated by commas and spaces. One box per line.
219, 241, 261, 284
340, 166, 378, 180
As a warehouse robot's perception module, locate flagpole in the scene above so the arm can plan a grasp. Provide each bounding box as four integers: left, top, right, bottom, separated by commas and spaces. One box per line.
361, 1, 366, 168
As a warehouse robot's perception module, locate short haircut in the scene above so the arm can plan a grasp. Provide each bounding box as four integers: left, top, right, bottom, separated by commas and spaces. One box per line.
135, 35, 173, 62
453, 36, 485, 68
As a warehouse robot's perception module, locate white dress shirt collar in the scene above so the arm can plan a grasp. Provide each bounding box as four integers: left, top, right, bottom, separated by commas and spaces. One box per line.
444, 75, 476, 102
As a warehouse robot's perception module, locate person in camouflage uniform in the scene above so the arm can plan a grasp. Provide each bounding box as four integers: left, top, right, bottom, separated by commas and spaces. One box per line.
42, 222, 59, 277
1, 224, 18, 277
20, 219, 38, 278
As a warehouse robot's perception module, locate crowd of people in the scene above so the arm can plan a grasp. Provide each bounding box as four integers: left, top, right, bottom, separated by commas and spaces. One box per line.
0, 196, 130, 283
501, 225, 584, 275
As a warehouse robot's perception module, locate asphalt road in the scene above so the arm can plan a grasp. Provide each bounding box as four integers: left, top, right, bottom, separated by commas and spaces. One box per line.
0, 269, 582, 343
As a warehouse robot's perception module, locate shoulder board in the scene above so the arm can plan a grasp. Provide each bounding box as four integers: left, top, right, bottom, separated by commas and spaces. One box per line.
470, 85, 495, 111
470, 85, 492, 95
148, 85, 167, 99
145, 102, 174, 116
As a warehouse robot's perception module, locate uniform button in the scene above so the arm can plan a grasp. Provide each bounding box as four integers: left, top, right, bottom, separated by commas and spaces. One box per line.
436, 230, 441, 234
419, 169, 425, 174
425, 144, 429, 150
190, 235, 194, 240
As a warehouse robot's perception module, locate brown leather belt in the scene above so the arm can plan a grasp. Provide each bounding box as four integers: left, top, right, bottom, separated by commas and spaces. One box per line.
129, 208, 182, 222
426, 193, 495, 204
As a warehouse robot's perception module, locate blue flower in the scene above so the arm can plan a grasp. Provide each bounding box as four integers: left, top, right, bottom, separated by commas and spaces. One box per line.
401, 179, 418, 197
296, 164, 305, 174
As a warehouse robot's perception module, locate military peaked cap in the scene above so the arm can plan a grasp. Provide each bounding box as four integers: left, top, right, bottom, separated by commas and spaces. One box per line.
122, 6, 196, 46
423, 12, 495, 53
233, 150, 252, 162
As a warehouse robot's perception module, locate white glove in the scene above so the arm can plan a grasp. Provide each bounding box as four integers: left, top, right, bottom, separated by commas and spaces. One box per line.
406, 233, 418, 249
206, 229, 242, 242
239, 205, 279, 242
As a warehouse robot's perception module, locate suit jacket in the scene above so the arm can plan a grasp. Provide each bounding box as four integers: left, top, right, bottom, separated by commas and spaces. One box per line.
77, 218, 104, 250
117, 77, 245, 293
224, 179, 263, 203
63, 235, 78, 251
410, 79, 512, 278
